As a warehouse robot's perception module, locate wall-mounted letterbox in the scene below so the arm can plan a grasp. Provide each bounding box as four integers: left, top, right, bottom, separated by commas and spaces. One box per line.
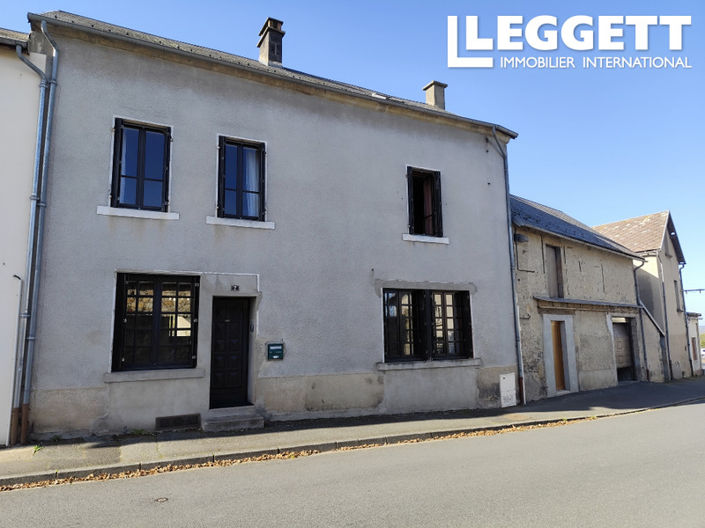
267, 342, 284, 360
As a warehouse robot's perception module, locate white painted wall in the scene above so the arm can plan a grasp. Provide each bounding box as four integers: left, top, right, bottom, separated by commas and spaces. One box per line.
0, 46, 42, 445
28, 30, 517, 435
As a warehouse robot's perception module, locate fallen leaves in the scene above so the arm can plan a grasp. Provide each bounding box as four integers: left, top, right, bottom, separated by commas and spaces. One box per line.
0, 415, 600, 492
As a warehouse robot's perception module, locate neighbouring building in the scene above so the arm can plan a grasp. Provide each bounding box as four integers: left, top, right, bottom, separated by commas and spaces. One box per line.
510, 196, 667, 402
687, 313, 702, 374
3, 12, 520, 441
594, 212, 698, 380
0, 29, 44, 446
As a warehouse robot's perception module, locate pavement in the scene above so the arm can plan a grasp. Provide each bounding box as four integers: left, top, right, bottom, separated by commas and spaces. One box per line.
2, 377, 705, 487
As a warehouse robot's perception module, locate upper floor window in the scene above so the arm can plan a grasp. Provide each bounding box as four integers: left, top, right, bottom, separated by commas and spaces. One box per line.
674, 280, 683, 311
407, 167, 442, 237
545, 244, 564, 298
218, 137, 265, 220
111, 119, 170, 211
383, 289, 472, 362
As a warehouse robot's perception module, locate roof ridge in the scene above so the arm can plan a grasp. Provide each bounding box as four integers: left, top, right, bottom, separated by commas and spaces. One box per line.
593, 210, 670, 229
510, 195, 640, 259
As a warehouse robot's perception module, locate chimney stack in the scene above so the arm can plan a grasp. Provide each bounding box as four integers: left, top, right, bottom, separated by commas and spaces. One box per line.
423, 80, 447, 110
257, 17, 285, 66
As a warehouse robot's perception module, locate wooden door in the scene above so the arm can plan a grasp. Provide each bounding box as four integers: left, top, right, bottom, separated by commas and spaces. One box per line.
210, 298, 250, 408
551, 320, 566, 391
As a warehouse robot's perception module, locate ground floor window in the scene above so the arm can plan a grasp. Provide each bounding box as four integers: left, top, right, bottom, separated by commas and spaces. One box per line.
383, 289, 472, 362
112, 273, 199, 371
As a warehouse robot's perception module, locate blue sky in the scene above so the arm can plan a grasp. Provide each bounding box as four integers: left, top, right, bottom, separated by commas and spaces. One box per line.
5, 1, 705, 316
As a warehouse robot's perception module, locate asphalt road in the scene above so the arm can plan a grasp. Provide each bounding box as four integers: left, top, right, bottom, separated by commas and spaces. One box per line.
2, 401, 705, 527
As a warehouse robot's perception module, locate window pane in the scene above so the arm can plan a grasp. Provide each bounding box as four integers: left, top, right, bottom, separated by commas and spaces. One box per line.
162, 283, 177, 298
135, 328, 152, 347
123, 326, 135, 347
121, 127, 139, 177
119, 177, 137, 205
224, 144, 238, 190
135, 314, 152, 329
138, 282, 154, 297
243, 192, 260, 218
137, 297, 153, 312
161, 296, 177, 313
174, 345, 191, 364
158, 346, 175, 365
243, 147, 260, 191
224, 190, 237, 216
126, 296, 137, 313
133, 347, 151, 366
144, 131, 166, 181
143, 180, 163, 208
126, 281, 138, 296
177, 297, 191, 313
177, 314, 192, 329
178, 283, 193, 297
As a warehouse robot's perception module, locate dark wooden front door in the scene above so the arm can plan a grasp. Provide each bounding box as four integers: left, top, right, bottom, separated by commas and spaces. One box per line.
210, 297, 250, 408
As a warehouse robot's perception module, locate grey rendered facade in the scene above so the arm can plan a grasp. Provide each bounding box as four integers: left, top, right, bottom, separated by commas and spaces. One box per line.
6, 12, 520, 439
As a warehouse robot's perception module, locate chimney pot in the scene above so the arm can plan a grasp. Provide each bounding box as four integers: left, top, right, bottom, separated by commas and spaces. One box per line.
423, 80, 448, 110
257, 17, 285, 66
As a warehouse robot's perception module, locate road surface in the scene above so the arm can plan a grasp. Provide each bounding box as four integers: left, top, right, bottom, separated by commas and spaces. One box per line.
1, 401, 704, 527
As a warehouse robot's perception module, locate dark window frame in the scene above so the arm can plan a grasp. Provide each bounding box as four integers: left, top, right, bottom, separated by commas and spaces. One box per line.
217, 137, 266, 221
111, 119, 171, 211
407, 167, 443, 237
112, 273, 199, 372
383, 288, 472, 363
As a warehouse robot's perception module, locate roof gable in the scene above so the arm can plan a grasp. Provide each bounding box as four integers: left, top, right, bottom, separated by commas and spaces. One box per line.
593, 211, 685, 264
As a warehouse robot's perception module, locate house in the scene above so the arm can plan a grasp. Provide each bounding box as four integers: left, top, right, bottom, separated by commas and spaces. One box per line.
2, 12, 520, 442
510, 196, 667, 402
594, 212, 697, 380
0, 29, 44, 446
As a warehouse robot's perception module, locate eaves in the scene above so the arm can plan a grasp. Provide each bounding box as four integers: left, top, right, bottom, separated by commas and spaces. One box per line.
28, 12, 518, 142
513, 222, 643, 262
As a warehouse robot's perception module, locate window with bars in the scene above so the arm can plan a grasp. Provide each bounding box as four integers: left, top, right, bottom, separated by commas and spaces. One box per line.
383, 289, 472, 362
111, 119, 170, 211
407, 168, 442, 237
112, 274, 199, 371
218, 137, 265, 220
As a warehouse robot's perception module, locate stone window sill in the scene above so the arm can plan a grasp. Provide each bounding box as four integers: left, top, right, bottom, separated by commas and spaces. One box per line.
97, 206, 180, 221
104, 368, 205, 383
402, 234, 450, 245
206, 216, 275, 230
376, 358, 482, 371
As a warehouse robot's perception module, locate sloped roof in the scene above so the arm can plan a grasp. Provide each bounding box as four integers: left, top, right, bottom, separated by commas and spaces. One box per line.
0, 27, 28, 48
26, 11, 517, 139
593, 211, 685, 264
510, 195, 639, 259
593, 212, 668, 253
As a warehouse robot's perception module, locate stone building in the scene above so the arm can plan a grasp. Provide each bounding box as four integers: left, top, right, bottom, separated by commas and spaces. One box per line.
594, 212, 698, 380
2, 12, 520, 442
510, 196, 665, 401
